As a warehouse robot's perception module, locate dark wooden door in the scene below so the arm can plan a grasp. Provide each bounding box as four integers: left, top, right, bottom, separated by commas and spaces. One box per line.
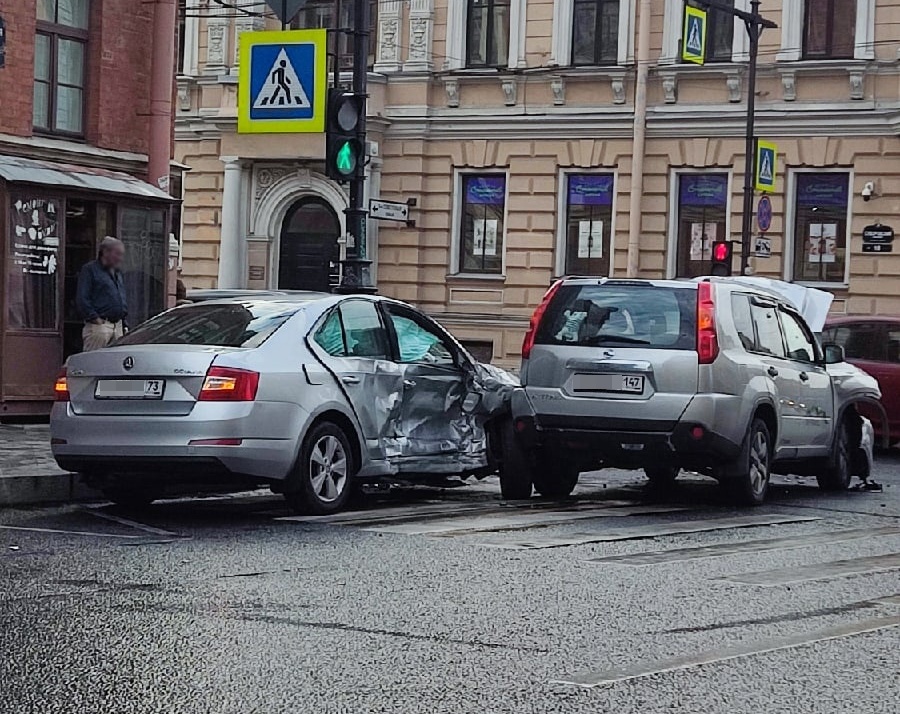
278, 198, 340, 293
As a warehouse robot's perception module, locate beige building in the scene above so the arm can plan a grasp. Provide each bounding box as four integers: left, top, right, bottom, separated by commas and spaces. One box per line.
175, 0, 900, 366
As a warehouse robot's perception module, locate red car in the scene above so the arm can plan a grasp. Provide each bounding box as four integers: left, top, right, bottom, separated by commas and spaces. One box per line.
822, 316, 900, 445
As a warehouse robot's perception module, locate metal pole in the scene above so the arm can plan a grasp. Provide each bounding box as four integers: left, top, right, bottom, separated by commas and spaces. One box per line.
337, 0, 373, 292
281, 0, 287, 29
739, 0, 761, 276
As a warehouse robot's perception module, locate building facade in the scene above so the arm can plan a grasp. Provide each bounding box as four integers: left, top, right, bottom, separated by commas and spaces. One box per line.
0, 0, 177, 415
176, 0, 900, 367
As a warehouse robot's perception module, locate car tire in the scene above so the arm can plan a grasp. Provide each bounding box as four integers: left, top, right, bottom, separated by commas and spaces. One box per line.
284, 422, 355, 515
725, 417, 771, 506
498, 419, 533, 500
817, 417, 852, 492
644, 465, 680, 486
532, 451, 579, 499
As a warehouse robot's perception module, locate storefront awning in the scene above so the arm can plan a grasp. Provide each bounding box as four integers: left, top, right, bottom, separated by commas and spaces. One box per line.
0, 154, 174, 202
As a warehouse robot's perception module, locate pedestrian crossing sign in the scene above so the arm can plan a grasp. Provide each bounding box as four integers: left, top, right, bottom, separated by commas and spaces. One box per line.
682, 5, 707, 65
755, 140, 778, 193
238, 29, 327, 134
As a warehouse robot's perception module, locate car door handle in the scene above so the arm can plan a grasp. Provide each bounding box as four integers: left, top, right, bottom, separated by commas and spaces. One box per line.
403, 379, 416, 388
767, 366, 779, 377
341, 375, 360, 385
799, 371, 809, 382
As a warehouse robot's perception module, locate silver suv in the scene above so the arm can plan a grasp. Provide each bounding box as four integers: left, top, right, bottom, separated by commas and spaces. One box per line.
506, 278, 882, 505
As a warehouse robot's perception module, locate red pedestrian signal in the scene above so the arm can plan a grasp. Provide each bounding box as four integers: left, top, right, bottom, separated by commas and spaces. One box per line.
711, 241, 734, 276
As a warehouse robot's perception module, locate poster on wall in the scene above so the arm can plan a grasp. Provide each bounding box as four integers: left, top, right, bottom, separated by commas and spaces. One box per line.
807, 224, 822, 263
8, 196, 61, 329
473, 219, 498, 256
690, 222, 716, 261
822, 224, 837, 263
578, 220, 603, 258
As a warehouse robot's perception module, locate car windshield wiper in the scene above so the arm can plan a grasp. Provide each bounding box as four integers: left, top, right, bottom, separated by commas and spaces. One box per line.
581, 335, 652, 346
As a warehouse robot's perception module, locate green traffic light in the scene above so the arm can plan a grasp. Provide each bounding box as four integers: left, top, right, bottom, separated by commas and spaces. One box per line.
336, 141, 356, 175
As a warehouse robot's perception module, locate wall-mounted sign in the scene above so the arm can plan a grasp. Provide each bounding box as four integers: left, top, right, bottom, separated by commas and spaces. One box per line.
862, 224, 894, 244
369, 199, 409, 223
754, 236, 772, 258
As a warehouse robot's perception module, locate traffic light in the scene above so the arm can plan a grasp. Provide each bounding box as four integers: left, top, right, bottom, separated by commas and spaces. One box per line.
325, 89, 365, 182
710, 241, 734, 276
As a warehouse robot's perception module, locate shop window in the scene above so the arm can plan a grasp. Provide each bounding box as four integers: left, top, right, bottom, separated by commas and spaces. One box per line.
34, 0, 89, 135
790, 173, 850, 284
572, 0, 619, 66
292, 0, 377, 70
684, 0, 734, 62
673, 173, 729, 279
803, 0, 856, 59
7, 195, 61, 330
457, 175, 506, 275
467, 0, 511, 67
561, 174, 614, 276
119, 207, 167, 327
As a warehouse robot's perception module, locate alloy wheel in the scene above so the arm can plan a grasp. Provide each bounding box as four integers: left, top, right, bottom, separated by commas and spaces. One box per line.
309, 434, 348, 503
748, 429, 769, 495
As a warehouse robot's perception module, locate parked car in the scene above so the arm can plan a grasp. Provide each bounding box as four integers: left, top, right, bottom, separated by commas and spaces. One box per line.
51, 294, 517, 513
822, 316, 900, 445
505, 277, 882, 505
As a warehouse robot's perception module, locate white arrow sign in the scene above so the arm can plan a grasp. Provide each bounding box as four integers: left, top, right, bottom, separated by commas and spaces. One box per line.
369, 199, 410, 222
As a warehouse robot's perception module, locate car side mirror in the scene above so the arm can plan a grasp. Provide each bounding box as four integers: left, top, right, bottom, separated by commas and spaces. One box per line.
823, 343, 845, 365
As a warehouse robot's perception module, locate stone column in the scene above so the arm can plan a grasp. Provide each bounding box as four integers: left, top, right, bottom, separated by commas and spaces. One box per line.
218, 157, 244, 289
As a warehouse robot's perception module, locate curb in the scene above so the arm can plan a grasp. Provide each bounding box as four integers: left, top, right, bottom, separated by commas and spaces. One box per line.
0, 473, 100, 507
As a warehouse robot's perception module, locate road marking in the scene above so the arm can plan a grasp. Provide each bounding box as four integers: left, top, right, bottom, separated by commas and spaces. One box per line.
84, 508, 179, 538
587, 526, 900, 566
478, 514, 821, 550
554, 615, 900, 687
0, 525, 138, 539
721, 552, 900, 586
365, 506, 689, 537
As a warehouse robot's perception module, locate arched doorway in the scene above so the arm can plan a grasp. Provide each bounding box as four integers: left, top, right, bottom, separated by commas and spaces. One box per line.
278, 197, 341, 292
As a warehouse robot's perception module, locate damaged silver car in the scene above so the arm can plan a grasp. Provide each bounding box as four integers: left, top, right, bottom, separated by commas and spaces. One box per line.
51, 294, 518, 513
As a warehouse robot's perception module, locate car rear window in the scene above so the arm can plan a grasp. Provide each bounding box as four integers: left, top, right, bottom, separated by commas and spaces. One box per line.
535, 283, 697, 350
114, 302, 300, 348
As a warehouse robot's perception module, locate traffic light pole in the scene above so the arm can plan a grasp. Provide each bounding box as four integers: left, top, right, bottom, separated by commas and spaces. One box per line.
336, 0, 374, 293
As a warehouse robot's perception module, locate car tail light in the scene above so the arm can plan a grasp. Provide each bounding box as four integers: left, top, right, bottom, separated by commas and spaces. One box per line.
54, 368, 70, 401
522, 279, 564, 359
696, 281, 719, 365
198, 367, 260, 402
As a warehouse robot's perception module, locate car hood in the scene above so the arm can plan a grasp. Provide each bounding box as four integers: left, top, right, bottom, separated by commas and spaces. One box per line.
827, 360, 882, 405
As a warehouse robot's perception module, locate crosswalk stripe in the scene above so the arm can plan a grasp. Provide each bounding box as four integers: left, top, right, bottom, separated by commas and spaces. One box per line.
721, 552, 900, 586
586, 526, 900, 566
478, 514, 821, 550
554, 615, 900, 687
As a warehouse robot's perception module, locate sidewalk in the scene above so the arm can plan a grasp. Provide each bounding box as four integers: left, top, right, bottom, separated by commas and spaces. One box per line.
0, 424, 97, 506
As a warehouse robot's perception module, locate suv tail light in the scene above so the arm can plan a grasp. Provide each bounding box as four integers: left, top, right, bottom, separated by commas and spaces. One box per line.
696, 281, 719, 364
198, 367, 260, 402
522, 280, 564, 359
54, 367, 70, 402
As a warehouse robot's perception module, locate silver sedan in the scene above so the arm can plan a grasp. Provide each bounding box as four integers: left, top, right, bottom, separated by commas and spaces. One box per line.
51, 294, 518, 513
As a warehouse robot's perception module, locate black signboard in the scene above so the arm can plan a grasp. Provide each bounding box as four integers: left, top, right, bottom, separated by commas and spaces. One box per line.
862, 224, 894, 244
0, 16, 6, 69
863, 244, 892, 254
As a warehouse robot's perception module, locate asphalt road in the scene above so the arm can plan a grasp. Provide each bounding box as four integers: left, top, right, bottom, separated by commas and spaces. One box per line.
2, 458, 899, 714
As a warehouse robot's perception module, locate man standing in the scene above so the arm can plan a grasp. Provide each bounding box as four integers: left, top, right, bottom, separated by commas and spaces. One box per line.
76, 236, 128, 351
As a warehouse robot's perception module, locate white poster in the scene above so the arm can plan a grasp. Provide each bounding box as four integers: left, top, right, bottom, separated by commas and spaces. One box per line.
822, 223, 837, 264
577, 220, 603, 258
807, 223, 822, 263
690, 223, 716, 261
473, 219, 498, 257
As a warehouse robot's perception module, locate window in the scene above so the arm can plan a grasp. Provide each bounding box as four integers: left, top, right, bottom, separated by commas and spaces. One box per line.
385, 307, 456, 366
34, 0, 88, 135
780, 310, 817, 363
119, 207, 167, 326
7, 195, 61, 330
314, 301, 390, 358
467, 0, 511, 67
731, 293, 755, 352
791, 173, 850, 284
535, 283, 698, 351
458, 175, 506, 275
803, 0, 856, 59
292, 0, 378, 70
749, 302, 785, 358
822, 323, 885, 362
673, 173, 729, 279
562, 174, 614, 276
684, 0, 733, 63
572, 0, 619, 66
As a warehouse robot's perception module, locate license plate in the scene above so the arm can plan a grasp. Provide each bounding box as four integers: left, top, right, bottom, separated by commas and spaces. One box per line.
95, 379, 165, 400
572, 374, 645, 393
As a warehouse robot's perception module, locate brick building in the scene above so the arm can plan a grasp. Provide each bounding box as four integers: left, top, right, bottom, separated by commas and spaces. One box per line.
0, 0, 177, 415
176, 0, 900, 367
